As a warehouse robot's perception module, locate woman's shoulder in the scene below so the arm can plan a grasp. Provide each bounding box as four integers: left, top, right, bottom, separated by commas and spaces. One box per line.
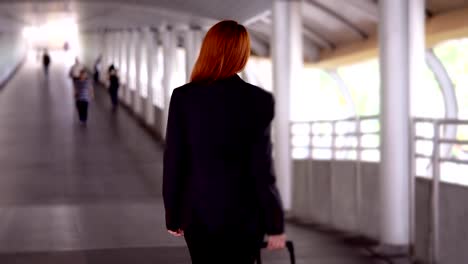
242, 81, 274, 104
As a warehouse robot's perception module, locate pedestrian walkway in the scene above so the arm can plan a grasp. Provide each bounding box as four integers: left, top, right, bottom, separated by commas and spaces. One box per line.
0, 53, 377, 263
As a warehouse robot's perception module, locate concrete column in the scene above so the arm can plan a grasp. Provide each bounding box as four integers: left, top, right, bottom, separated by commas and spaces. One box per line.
184, 28, 203, 82
101, 31, 109, 80
105, 32, 111, 68
111, 32, 117, 66
115, 32, 121, 66
110, 32, 116, 66
409, 0, 426, 250
119, 31, 127, 98
378, 0, 424, 246
134, 30, 143, 114
117, 32, 122, 71
121, 31, 128, 84
272, 0, 303, 211
162, 27, 177, 139
144, 28, 156, 125
125, 30, 133, 105
117, 31, 125, 98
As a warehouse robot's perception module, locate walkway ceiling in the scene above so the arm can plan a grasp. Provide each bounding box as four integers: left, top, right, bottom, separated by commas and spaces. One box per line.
0, 0, 467, 64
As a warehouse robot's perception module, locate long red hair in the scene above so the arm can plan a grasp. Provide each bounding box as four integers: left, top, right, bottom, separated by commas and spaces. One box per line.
190, 20, 251, 83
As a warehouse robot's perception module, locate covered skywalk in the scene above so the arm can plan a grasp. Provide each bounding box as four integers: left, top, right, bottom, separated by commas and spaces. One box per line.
0, 0, 468, 263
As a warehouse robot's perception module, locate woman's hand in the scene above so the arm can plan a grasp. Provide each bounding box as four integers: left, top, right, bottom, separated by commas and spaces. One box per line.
267, 234, 286, 250
168, 229, 184, 237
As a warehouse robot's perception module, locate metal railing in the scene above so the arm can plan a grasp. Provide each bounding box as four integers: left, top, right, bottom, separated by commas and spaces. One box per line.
291, 115, 380, 161
292, 116, 468, 263
411, 118, 468, 264
290, 115, 380, 234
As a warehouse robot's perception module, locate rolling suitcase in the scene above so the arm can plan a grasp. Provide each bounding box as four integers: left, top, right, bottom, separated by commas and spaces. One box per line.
256, 240, 295, 264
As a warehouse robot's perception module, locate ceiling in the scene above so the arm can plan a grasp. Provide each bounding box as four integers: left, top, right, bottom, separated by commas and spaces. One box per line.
0, 0, 467, 62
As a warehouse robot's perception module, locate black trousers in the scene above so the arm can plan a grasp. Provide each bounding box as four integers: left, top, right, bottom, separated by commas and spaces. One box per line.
94, 71, 100, 84
109, 88, 118, 107
184, 227, 262, 264
76, 100, 88, 122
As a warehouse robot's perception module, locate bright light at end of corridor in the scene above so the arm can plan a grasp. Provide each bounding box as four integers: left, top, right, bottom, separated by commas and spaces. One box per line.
22, 17, 79, 51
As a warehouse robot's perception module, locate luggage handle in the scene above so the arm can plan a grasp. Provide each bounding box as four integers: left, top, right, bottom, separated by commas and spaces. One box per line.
257, 240, 295, 264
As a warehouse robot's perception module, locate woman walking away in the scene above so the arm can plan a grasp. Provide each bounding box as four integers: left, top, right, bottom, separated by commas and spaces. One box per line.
108, 67, 120, 111
163, 20, 286, 264
74, 69, 94, 125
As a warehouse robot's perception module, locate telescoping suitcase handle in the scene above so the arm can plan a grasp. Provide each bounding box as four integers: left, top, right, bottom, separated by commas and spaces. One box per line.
256, 240, 295, 264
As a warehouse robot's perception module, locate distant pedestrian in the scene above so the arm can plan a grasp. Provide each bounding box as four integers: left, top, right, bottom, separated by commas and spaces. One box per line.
93, 55, 102, 84
108, 67, 120, 111
74, 69, 94, 125
42, 50, 51, 75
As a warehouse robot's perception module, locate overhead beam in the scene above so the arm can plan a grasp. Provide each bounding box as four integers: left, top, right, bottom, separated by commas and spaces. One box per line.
305, 0, 368, 39
249, 32, 269, 57
244, 10, 272, 26
343, 0, 378, 21
312, 6, 468, 69
303, 25, 335, 49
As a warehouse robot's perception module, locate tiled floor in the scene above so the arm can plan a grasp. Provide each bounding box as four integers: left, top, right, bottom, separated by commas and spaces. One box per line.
0, 53, 376, 263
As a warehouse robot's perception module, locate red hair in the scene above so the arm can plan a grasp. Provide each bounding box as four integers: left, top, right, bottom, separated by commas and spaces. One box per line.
190, 20, 251, 83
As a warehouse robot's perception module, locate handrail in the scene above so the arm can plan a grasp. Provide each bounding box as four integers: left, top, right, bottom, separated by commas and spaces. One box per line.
411, 118, 468, 264
291, 116, 468, 264
291, 115, 380, 161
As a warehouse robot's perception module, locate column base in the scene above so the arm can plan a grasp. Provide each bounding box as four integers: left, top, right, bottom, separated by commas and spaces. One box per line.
371, 244, 412, 264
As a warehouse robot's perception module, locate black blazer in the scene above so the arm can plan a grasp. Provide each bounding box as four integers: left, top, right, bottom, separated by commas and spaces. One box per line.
163, 75, 284, 236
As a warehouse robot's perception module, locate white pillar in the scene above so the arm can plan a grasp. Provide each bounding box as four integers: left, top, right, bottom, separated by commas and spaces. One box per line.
117, 32, 122, 70
111, 32, 116, 66
118, 31, 125, 99
144, 28, 156, 125
120, 31, 127, 99
409, 0, 426, 253
111, 32, 116, 67
184, 28, 203, 82
101, 31, 110, 83
379, 0, 423, 246
134, 30, 143, 114
272, 0, 302, 211
162, 27, 177, 139
125, 30, 133, 105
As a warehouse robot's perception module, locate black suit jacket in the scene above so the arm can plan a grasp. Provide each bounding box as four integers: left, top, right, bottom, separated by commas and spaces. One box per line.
163, 75, 284, 236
